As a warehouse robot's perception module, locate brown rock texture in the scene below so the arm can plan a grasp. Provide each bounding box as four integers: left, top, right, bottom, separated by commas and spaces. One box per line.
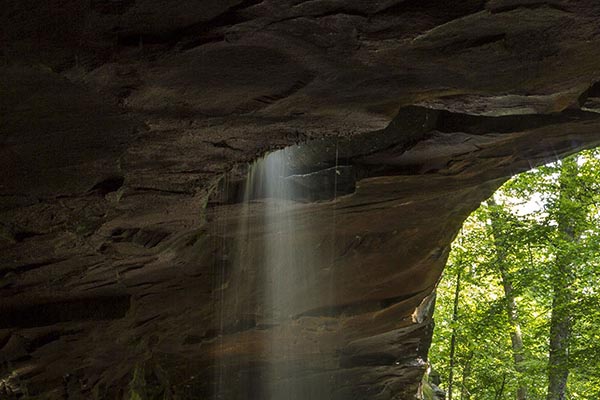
2, 1, 600, 399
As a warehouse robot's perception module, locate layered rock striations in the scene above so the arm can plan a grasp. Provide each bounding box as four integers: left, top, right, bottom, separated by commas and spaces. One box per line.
2, 1, 600, 398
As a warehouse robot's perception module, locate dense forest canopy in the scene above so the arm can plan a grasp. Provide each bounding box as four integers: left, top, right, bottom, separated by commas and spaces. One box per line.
429, 148, 600, 400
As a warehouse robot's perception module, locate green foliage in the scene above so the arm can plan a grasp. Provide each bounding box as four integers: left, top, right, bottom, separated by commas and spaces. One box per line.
430, 148, 600, 399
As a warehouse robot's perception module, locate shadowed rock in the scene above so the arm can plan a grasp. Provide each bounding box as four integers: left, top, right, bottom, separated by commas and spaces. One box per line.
2, 1, 600, 398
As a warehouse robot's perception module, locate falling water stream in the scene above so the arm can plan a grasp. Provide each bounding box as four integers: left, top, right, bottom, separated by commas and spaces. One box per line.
212, 143, 349, 399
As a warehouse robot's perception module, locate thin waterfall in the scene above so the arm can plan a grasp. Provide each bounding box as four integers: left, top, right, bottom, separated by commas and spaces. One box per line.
212, 143, 345, 399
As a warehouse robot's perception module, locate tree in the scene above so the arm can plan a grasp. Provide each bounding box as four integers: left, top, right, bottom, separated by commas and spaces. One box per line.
544, 152, 600, 400
430, 212, 516, 399
447, 260, 462, 400
488, 197, 527, 400
430, 148, 600, 400
546, 157, 577, 400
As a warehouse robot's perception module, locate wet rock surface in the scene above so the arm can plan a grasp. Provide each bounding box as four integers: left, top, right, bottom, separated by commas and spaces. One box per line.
2, 1, 600, 398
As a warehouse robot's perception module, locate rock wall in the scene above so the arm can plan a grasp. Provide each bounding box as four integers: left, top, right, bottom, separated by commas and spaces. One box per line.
2, 1, 600, 398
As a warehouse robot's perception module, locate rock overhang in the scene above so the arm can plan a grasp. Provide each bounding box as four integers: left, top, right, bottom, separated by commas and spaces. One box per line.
2, 1, 600, 398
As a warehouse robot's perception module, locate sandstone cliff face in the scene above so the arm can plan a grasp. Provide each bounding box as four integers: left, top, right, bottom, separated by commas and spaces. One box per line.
2, 1, 600, 399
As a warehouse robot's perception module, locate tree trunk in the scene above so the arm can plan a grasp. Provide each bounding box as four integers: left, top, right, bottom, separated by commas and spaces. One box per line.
447, 267, 462, 400
460, 351, 473, 400
495, 373, 507, 400
488, 198, 527, 400
546, 157, 579, 400
500, 269, 527, 400
547, 290, 571, 400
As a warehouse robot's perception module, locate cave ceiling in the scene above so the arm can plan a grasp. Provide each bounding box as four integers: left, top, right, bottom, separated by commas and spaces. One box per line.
2, 1, 600, 399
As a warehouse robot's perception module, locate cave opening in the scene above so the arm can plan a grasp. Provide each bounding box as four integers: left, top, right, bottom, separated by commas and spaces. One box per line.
428, 148, 600, 400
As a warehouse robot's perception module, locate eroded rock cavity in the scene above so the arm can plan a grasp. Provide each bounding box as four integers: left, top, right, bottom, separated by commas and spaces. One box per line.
3, 1, 600, 399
